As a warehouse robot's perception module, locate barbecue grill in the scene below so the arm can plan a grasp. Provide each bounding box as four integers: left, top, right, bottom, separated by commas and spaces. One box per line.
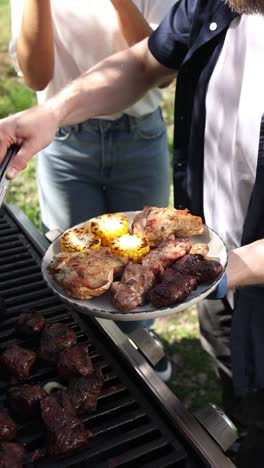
0, 204, 236, 467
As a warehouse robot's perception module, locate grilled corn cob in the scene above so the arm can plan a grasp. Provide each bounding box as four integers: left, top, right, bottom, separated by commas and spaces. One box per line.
90, 213, 129, 246
110, 233, 150, 263
60, 227, 101, 252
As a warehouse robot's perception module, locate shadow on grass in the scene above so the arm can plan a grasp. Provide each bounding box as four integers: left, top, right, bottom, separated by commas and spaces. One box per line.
157, 333, 222, 413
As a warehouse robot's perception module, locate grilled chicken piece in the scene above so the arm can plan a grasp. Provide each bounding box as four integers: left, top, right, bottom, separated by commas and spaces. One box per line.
0, 410, 16, 441
40, 390, 90, 456
149, 269, 199, 308
0, 345, 37, 381
48, 248, 128, 299
132, 206, 204, 247
15, 312, 46, 337
68, 368, 104, 415
142, 238, 192, 275
111, 263, 156, 312
190, 243, 209, 256
172, 254, 223, 283
39, 323, 77, 363
0, 442, 26, 468
58, 344, 94, 380
7, 384, 47, 421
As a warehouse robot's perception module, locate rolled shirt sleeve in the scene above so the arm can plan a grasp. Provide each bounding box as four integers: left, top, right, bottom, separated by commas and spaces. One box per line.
148, 0, 197, 70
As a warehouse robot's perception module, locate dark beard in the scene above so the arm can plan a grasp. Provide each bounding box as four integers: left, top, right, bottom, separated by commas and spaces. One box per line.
225, 0, 264, 13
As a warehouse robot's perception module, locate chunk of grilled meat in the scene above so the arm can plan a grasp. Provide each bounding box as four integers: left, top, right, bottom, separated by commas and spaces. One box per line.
149, 269, 199, 308
190, 243, 209, 256
40, 390, 90, 456
142, 238, 192, 275
68, 368, 104, 415
39, 323, 77, 363
0, 442, 26, 468
132, 206, 204, 247
0, 345, 37, 381
48, 248, 128, 299
0, 410, 16, 441
7, 384, 47, 421
172, 254, 223, 283
111, 263, 156, 312
15, 312, 46, 337
58, 344, 94, 380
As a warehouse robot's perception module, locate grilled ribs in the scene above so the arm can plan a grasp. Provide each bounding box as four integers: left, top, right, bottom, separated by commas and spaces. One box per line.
16, 312, 46, 337
58, 344, 94, 380
48, 248, 128, 299
7, 384, 47, 421
0, 345, 37, 381
39, 323, 77, 362
172, 254, 223, 283
40, 390, 90, 456
149, 269, 199, 308
0, 410, 16, 441
132, 206, 204, 247
68, 368, 104, 415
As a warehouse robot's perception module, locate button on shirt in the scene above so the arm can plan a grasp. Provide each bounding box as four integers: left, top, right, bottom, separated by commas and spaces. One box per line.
204, 15, 264, 250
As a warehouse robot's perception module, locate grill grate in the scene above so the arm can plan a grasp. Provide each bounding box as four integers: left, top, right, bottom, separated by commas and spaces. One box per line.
0, 207, 190, 468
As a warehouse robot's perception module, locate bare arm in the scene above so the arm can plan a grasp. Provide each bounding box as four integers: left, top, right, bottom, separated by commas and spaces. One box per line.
111, 0, 173, 89
16, 0, 54, 90
47, 38, 174, 127
0, 38, 175, 175
226, 240, 264, 289
111, 0, 152, 46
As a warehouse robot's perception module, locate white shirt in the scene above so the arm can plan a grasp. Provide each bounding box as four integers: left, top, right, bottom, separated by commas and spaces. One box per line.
204, 15, 264, 250
9, 0, 175, 119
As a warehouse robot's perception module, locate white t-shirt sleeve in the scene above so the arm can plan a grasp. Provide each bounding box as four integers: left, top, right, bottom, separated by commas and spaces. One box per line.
9, 0, 25, 73
134, 0, 177, 30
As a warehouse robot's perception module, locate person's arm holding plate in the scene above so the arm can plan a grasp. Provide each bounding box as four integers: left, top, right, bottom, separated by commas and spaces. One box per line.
209, 239, 264, 299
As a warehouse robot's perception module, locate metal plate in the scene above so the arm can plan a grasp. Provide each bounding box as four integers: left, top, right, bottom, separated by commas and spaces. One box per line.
41, 212, 228, 321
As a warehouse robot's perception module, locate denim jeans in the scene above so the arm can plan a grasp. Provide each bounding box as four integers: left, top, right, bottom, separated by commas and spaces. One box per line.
37, 108, 170, 332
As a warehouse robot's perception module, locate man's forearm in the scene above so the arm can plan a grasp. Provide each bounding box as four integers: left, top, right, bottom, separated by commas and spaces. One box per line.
16, 0, 54, 90
46, 38, 174, 127
226, 240, 264, 289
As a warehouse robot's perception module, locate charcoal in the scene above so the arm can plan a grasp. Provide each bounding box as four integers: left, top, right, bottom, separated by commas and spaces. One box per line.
7, 384, 47, 421
0, 442, 26, 468
172, 254, 223, 283
39, 322, 77, 362
0, 410, 16, 441
58, 344, 94, 380
149, 269, 199, 308
0, 345, 37, 381
40, 390, 90, 456
15, 312, 46, 337
68, 368, 104, 415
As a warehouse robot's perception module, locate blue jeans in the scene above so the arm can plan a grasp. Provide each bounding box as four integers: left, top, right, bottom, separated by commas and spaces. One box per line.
37, 108, 170, 332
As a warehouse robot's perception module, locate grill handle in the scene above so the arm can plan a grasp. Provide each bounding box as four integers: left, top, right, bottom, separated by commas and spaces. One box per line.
45, 229, 62, 243
194, 403, 238, 452
127, 328, 165, 367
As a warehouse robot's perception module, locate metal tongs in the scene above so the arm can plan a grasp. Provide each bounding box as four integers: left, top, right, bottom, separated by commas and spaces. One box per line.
0, 144, 20, 207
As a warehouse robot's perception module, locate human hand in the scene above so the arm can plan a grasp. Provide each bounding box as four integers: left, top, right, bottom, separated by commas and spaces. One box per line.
226, 239, 264, 289
0, 104, 59, 178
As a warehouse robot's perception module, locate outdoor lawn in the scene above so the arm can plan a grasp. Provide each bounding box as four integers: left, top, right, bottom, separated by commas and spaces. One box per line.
0, 0, 222, 412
